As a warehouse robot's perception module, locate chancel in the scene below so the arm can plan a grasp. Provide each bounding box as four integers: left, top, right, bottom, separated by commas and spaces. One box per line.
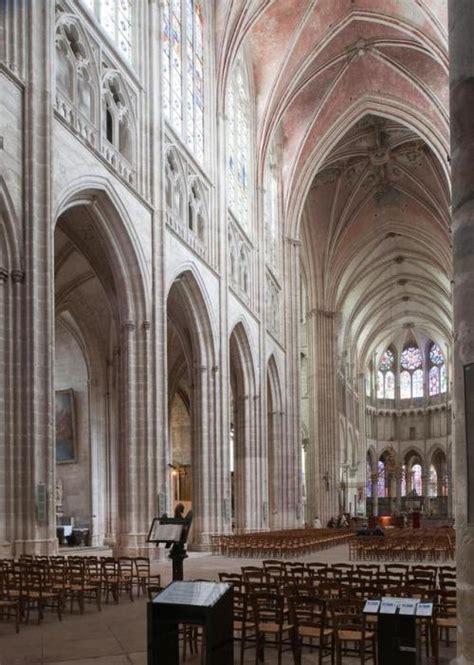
0, 0, 473, 663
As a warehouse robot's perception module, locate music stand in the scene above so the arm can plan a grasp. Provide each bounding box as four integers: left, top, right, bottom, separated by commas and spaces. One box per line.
147, 506, 193, 581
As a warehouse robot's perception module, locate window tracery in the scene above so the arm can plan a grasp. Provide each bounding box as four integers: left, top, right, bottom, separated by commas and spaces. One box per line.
264, 144, 279, 271
162, 0, 204, 162
55, 19, 97, 141
226, 58, 251, 230
377, 348, 395, 399
103, 74, 133, 164
81, 0, 133, 61
428, 342, 446, 396
400, 346, 423, 399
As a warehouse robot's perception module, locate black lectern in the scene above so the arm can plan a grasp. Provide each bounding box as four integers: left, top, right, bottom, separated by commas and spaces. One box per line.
364, 597, 433, 665
147, 581, 234, 665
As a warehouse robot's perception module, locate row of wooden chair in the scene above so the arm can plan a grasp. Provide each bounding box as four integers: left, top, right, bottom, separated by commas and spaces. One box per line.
210, 528, 355, 558
219, 564, 457, 665
350, 528, 455, 562
0, 554, 161, 631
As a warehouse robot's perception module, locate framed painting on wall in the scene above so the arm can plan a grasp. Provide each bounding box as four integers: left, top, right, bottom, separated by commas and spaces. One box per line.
55, 389, 76, 463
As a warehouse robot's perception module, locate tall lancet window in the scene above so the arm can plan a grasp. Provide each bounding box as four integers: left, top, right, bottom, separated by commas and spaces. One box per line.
162, 0, 204, 162
429, 342, 447, 395
81, 0, 133, 60
400, 346, 423, 399
264, 143, 279, 270
377, 349, 395, 399
226, 57, 251, 230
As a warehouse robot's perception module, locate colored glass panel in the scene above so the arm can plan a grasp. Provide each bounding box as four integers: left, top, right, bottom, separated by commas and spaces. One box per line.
440, 364, 447, 393
401, 346, 422, 370
379, 349, 394, 371
412, 368, 424, 398
377, 371, 384, 399
429, 366, 440, 396
385, 371, 395, 399
400, 370, 411, 399
430, 343, 444, 366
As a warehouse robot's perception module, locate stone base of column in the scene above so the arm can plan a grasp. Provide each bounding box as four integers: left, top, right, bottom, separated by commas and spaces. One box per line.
116, 532, 150, 557
0, 542, 12, 557
14, 539, 58, 557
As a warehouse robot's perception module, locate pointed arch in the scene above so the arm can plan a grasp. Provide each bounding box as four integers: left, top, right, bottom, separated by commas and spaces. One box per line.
55, 180, 150, 323
0, 177, 22, 272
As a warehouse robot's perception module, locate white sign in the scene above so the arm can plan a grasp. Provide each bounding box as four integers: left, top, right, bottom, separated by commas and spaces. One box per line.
399, 599, 418, 616
416, 602, 433, 617
363, 600, 381, 614
380, 598, 400, 614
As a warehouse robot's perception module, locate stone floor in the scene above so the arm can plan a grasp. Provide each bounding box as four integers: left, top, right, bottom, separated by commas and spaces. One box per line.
0, 544, 456, 664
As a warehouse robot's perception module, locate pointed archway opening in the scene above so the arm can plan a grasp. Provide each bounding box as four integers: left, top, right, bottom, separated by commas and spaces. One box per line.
229, 323, 258, 533
54, 205, 120, 549
166, 271, 216, 546
267, 356, 282, 529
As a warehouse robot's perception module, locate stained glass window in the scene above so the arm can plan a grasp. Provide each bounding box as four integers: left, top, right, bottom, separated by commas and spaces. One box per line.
379, 349, 394, 371
400, 370, 411, 399
377, 460, 385, 497
428, 342, 446, 396
265, 143, 279, 271
226, 58, 250, 229
377, 348, 395, 399
377, 371, 384, 399
440, 364, 447, 393
366, 459, 372, 498
428, 464, 438, 497
412, 463, 422, 495
401, 346, 422, 370
162, 0, 204, 162
384, 371, 395, 399
429, 343, 444, 365
82, 0, 133, 60
429, 366, 440, 396
412, 369, 423, 398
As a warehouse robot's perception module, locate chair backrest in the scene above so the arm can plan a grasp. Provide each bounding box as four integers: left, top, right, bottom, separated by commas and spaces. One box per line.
251, 591, 285, 626
288, 593, 327, 628
262, 559, 284, 570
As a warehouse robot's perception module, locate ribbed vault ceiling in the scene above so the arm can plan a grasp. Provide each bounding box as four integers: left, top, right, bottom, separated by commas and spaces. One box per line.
217, 0, 451, 370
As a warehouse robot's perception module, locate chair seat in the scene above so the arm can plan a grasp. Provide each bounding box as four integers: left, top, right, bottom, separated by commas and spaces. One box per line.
338, 629, 374, 641
234, 619, 255, 630
436, 617, 456, 628
259, 621, 294, 634
299, 626, 333, 639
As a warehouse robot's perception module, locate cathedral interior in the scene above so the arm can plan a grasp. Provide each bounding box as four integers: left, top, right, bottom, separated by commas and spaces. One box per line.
1, 0, 474, 663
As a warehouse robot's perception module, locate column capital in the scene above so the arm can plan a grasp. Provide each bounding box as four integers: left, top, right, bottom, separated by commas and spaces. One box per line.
123, 320, 136, 333
142, 320, 151, 332
285, 236, 301, 247
307, 308, 337, 320
0, 267, 8, 284
11, 270, 25, 284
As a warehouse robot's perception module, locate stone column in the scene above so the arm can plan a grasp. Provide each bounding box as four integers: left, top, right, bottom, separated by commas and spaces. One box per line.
449, 2, 474, 661
0, 269, 8, 552
16, 0, 56, 556
371, 472, 379, 517
307, 308, 340, 524
282, 237, 303, 528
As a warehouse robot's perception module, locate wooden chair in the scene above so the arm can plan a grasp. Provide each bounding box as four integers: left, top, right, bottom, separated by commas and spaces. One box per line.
0, 570, 20, 633
118, 557, 135, 602
134, 557, 161, 597
288, 593, 333, 665
251, 590, 296, 665
331, 599, 376, 665
102, 558, 120, 604
23, 565, 62, 624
